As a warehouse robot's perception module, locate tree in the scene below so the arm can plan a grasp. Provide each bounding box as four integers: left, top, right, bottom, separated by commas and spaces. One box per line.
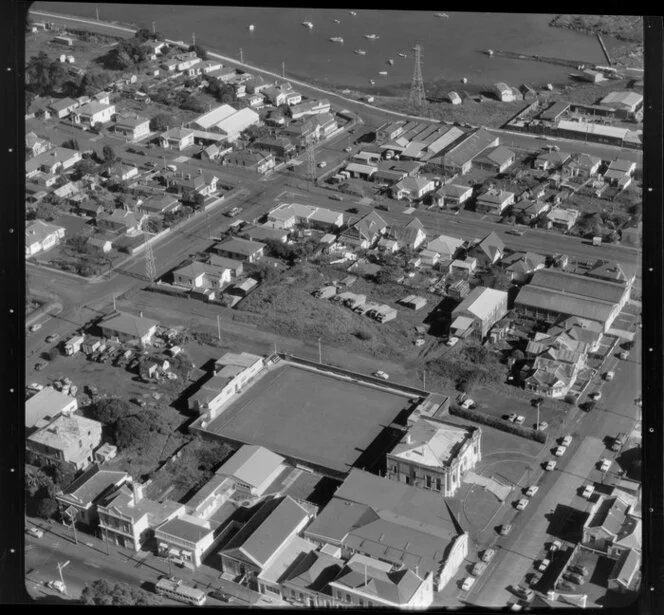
206, 76, 236, 105
180, 94, 206, 113
102, 145, 117, 162
150, 112, 173, 132
82, 579, 157, 606
78, 67, 112, 96
72, 157, 97, 179
133, 28, 154, 43
34, 202, 59, 221
114, 410, 169, 451
188, 43, 208, 60
88, 397, 132, 425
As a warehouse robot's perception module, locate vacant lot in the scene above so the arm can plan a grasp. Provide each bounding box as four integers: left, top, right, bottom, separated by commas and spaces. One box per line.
203, 362, 412, 474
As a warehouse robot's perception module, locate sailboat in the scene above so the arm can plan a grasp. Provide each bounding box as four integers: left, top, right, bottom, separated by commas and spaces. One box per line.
398, 53, 407, 58
364, 34, 379, 40
387, 59, 394, 65
354, 49, 367, 55
349, 11, 357, 16
301, 21, 314, 29
334, 19, 341, 24
436, 13, 449, 18
329, 36, 344, 43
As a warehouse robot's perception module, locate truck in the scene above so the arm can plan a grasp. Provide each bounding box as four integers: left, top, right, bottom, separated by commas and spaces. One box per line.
64, 335, 85, 356
592, 236, 602, 246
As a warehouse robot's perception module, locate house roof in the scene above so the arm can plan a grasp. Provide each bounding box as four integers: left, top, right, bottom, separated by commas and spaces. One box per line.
346, 162, 378, 175
396, 176, 433, 193
59, 464, 128, 505
477, 188, 514, 205
162, 127, 194, 141
453, 286, 507, 321
607, 159, 636, 173
547, 207, 579, 224
115, 113, 149, 129
476, 145, 514, 167
611, 548, 640, 586
427, 234, 464, 258
216, 445, 284, 489
599, 91, 643, 110
25, 220, 64, 247
209, 255, 243, 271
437, 183, 472, 198
99, 483, 183, 525
394, 217, 425, 246
258, 535, 318, 585
443, 127, 498, 168
474, 231, 505, 259
25, 386, 75, 428
530, 269, 627, 304
216, 236, 266, 256
352, 211, 387, 241
515, 286, 615, 323
281, 549, 345, 593
216, 351, 263, 369
157, 516, 212, 544
28, 414, 101, 451
309, 208, 342, 225
98, 209, 142, 229
174, 260, 230, 280
77, 101, 113, 116
48, 97, 78, 112
588, 495, 631, 535
100, 311, 159, 338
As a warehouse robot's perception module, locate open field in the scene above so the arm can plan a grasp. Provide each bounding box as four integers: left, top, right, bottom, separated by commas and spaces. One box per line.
203, 362, 412, 474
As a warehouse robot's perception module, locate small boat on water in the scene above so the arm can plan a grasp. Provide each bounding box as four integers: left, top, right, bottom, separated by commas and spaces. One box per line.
387, 59, 394, 65
301, 21, 314, 29
349, 11, 357, 16
330, 36, 344, 43
334, 19, 341, 24
461, 77, 468, 83
354, 49, 367, 55
378, 71, 388, 76
436, 12, 449, 18
369, 79, 375, 85
398, 52, 407, 58
486, 49, 494, 56
364, 34, 379, 40
248, 24, 255, 31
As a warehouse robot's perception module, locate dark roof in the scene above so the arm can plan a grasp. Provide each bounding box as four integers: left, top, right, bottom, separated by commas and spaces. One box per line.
281, 550, 344, 593
157, 517, 212, 543
216, 236, 266, 256
515, 286, 615, 323
539, 101, 570, 121
529, 269, 627, 304
442, 127, 498, 168
474, 231, 505, 260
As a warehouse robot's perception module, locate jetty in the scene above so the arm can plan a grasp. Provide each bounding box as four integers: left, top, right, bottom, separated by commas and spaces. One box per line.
596, 33, 613, 66
489, 49, 597, 70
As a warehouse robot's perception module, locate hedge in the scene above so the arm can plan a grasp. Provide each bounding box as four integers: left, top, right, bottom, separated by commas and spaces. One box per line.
450, 405, 546, 443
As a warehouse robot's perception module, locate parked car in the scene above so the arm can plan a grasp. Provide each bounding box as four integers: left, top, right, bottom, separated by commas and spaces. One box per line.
30, 323, 42, 332
599, 458, 612, 472
590, 391, 602, 401
537, 558, 550, 572
471, 561, 487, 576
568, 564, 588, 576
515, 415, 525, 425
499, 524, 512, 536
47, 580, 66, 594
145, 161, 158, 168
582, 484, 595, 499
414, 338, 426, 347
558, 581, 576, 592
535, 421, 549, 431
549, 540, 562, 552
512, 585, 534, 601
34, 360, 48, 371
209, 590, 228, 602
604, 371, 615, 381
45, 334, 60, 343
544, 460, 557, 471
529, 573, 542, 587
27, 527, 44, 539
515, 498, 529, 511
525, 485, 539, 497
373, 370, 389, 380
554, 446, 567, 457
28, 382, 44, 392
482, 548, 496, 563
619, 351, 629, 360
461, 398, 476, 410
561, 435, 573, 447
318, 161, 327, 168
330, 194, 343, 201
344, 146, 352, 153
446, 336, 459, 347
461, 577, 475, 591
508, 413, 518, 422
226, 207, 242, 217
563, 572, 585, 585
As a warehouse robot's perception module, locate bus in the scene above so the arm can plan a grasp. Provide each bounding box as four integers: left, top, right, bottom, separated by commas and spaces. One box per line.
155, 577, 207, 606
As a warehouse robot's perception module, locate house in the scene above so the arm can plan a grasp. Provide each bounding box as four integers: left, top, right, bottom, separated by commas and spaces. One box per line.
433, 184, 473, 208
263, 84, 302, 107
48, 97, 80, 119
97, 209, 146, 235
138, 194, 180, 215
25, 132, 52, 158
308, 208, 344, 232
564, 153, 602, 179
77, 201, 105, 218
393, 218, 427, 250
582, 494, 641, 557
113, 113, 150, 141
546, 207, 580, 231
427, 235, 464, 261
399, 295, 427, 311
474, 188, 515, 215
265, 204, 298, 229
511, 199, 550, 224
25, 147, 82, 177
303, 469, 468, 592
25, 221, 66, 257
73, 101, 116, 125
215, 445, 286, 498
173, 261, 232, 290
159, 127, 195, 150
97, 481, 184, 551
155, 515, 224, 569
279, 549, 345, 607
105, 162, 139, 182
329, 553, 434, 608
599, 91, 644, 119
603, 159, 636, 188
315, 112, 338, 138
281, 118, 320, 147
608, 549, 641, 593
441, 128, 499, 175
344, 162, 377, 181
493, 82, 517, 102
469, 231, 505, 266
500, 251, 546, 283
171, 167, 218, 196
533, 150, 571, 171
87, 235, 113, 254
27, 414, 103, 473
242, 225, 289, 244
473, 146, 515, 174
99, 311, 159, 346
219, 496, 314, 587
392, 176, 435, 201
289, 99, 331, 119
386, 416, 481, 498
419, 249, 440, 267
450, 286, 508, 340
245, 75, 274, 94
252, 136, 295, 159
339, 211, 387, 249
25, 386, 78, 432
449, 258, 476, 278
197, 59, 224, 74
214, 237, 266, 263
225, 150, 275, 174
209, 255, 244, 278
55, 465, 130, 528
514, 268, 631, 332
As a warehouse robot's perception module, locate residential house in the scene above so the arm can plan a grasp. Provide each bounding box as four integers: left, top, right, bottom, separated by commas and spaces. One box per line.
427, 234, 464, 261
441, 128, 499, 175
344, 162, 377, 181
546, 207, 580, 232
225, 150, 275, 175
245, 75, 274, 95
87, 235, 113, 254
25, 132, 52, 158
582, 494, 641, 557
533, 150, 571, 171
77, 201, 105, 219
27, 414, 103, 473
172, 261, 232, 290
113, 113, 150, 141
97, 209, 146, 235
474, 188, 515, 215
468, 231, 505, 266
599, 91, 644, 120
564, 153, 602, 179
105, 162, 139, 182
55, 465, 130, 528
252, 136, 295, 159
433, 184, 473, 208
214, 237, 266, 263
281, 118, 320, 147
339, 211, 388, 250
99, 311, 159, 346
73, 101, 116, 126
289, 99, 331, 119
48, 97, 80, 119
493, 82, 517, 102
209, 255, 244, 278
511, 199, 550, 224
314, 113, 338, 139
450, 286, 508, 340
392, 176, 435, 201
279, 549, 345, 607
25, 386, 78, 433
263, 84, 302, 107
25, 147, 82, 177
303, 469, 468, 592
138, 194, 180, 215
159, 127, 195, 150
25, 221, 66, 257
242, 225, 289, 244
603, 159, 636, 188
473, 145, 515, 174
386, 417, 481, 498
171, 168, 218, 197
245, 93, 265, 108
265, 204, 298, 229
393, 218, 427, 250
499, 251, 546, 283
197, 59, 224, 74
449, 258, 476, 278
608, 549, 641, 593
155, 514, 228, 569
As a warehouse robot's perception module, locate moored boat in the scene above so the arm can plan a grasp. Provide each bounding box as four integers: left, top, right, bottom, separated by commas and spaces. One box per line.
301, 21, 314, 29
364, 34, 379, 40
378, 71, 388, 76
330, 36, 344, 43
248, 24, 254, 31
388, 59, 394, 65
354, 49, 367, 55
398, 53, 407, 58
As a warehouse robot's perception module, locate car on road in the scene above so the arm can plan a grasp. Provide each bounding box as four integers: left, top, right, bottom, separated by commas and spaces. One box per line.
28, 382, 44, 392
461, 398, 476, 410
561, 435, 573, 447
318, 161, 327, 168
482, 548, 496, 563
30, 323, 42, 332
446, 336, 459, 347
525, 485, 539, 497
145, 161, 158, 168
499, 524, 512, 536
619, 351, 630, 360
461, 577, 475, 591
535, 421, 549, 431
34, 360, 48, 371
514, 415, 525, 425
27, 527, 44, 538
544, 460, 557, 471
507, 227, 526, 236
554, 445, 567, 457
45, 334, 60, 343
507, 413, 518, 422
330, 194, 343, 201
590, 391, 602, 401
226, 207, 242, 217
582, 484, 595, 499
344, 146, 353, 153
512, 585, 534, 601
537, 558, 550, 572
209, 590, 228, 602
373, 370, 389, 380
599, 458, 612, 472
549, 540, 562, 552
509, 602, 523, 611
515, 498, 529, 511
47, 580, 66, 594
604, 371, 615, 381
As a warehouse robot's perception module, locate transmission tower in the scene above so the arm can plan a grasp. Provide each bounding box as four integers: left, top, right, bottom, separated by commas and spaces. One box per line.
409, 44, 427, 116
144, 231, 156, 285
306, 140, 317, 190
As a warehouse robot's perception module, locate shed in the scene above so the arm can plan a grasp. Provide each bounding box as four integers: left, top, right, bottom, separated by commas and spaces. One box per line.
399, 295, 427, 311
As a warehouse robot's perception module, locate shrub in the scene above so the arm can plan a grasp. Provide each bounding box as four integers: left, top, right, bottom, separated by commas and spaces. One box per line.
450, 405, 546, 443
354, 330, 372, 341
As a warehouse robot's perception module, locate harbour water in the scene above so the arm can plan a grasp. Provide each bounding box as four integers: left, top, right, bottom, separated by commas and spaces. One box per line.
35, 5, 617, 89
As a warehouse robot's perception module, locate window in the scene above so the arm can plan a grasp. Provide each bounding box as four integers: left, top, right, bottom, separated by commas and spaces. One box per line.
426, 475, 432, 488
436, 477, 442, 491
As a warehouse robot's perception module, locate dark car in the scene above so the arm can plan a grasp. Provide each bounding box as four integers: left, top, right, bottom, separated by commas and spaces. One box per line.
34, 360, 48, 371
512, 585, 534, 601
563, 572, 585, 585
208, 590, 228, 602
568, 564, 588, 576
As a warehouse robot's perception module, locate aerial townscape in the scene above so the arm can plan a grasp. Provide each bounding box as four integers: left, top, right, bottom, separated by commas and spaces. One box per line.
23, 6, 643, 610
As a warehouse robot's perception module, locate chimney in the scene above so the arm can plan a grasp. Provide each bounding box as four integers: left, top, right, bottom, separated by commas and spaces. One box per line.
406, 433, 412, 444
132, 480, 144, 502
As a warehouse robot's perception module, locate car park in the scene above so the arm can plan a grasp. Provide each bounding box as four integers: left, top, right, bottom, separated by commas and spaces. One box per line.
599, 458, 612, 472
525, 485, 539, 497
373, 370, 389, 380
482, 548, 496, 563
461, 577, 475, 591
582, 484, 595, 499
515, 498, 529, 511
499, 524, 512, 536
554, 446, 567, 457
544, 460, 557, 471
537, 559, 550, 572
27, 527, 44, 538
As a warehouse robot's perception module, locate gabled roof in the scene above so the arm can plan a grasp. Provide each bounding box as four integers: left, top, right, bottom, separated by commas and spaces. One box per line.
352, 211, 387, 241
529, 269, 627, 304
442, 127, 498, 168
281, 549, 344, 593
25, 220, 65, 246
58, 464, 128, 505
216, 445, 284, 489
100, 311, 159, 338
395, 176, 433, 193
174, 260, 230, 280
393, 217, 425, 246
157, 516, 212, 544
437, 183, 472, 198
474, 231, 505, 259
216, 236, 266, 256
427, 234, 464, 258
476, 145, 514, 167
453, 286, 507, 321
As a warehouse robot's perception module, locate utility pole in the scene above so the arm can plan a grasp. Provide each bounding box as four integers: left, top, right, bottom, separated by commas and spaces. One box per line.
240, 48, 244, 63
318, 337, 322, 363
113, 294, 116, 311
423, 370, 426, 390
66, 509, 78, 545
152, 21, 156, 34
57, 560, 70, 587
217, 314, 221, 341
103, 526, 110, 555
306, 140, 317, 191
192, 32, 196, 46
282, 61, 285, 78
408, 44, 427, 117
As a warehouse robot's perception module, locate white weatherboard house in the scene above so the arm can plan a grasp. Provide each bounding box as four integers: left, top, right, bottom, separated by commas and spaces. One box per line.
450, 286, 508, 340
25, 221, 66, 257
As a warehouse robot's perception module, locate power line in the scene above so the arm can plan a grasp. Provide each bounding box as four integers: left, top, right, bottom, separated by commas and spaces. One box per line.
409, 44, 428, 117
306, 140, 317, 191
144, 230, 156, 285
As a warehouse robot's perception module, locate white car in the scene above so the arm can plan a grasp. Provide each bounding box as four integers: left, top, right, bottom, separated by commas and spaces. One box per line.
582, 484, 595, 499
604, 371, 615, 381
508, 413, 518, 422
516, 498, 529, 511
619, 351, 629, 360
446, 336, 459, 347
535, 421, 549, 431
27, 527, 44, 539
461, 399, 476, 410
318, 161, 327, 168
28, 382, 44, 392
47, 580, 66, 594
561, 435, 573, 447
590, 391, 602, 401
344, 146, 352, 153
544, 460, 557, 471
599, 458, 612, 472
549, 540, 562, 552
525, 485, 539, 497
373, 370, 389, 380
537, 558, 551, 572
414, 338, 426, 347
515, 415, 525, 425
461, 577, 475, 591
554, 446, 567, 457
